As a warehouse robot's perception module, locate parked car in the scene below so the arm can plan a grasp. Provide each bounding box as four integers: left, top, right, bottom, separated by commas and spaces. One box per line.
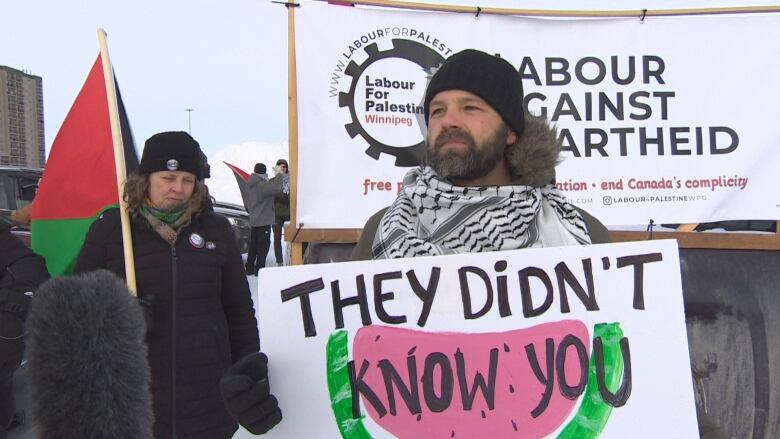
0, 166, 41, 223
0, 166, 40, 249
212, 200, 250, 254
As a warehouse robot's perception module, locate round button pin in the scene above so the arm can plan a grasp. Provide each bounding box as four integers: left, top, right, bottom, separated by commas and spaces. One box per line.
189, 233, 205, 248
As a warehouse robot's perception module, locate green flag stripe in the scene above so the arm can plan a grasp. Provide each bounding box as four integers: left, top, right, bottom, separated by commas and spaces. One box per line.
31, 205, 118, 276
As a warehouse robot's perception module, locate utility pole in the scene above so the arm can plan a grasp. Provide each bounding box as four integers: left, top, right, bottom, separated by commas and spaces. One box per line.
185, 108, 194, 134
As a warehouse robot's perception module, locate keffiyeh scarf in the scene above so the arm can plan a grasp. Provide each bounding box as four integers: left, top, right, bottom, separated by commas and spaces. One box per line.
372, 167, 591, 259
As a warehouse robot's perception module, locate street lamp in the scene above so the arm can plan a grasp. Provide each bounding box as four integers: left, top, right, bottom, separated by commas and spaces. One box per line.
185, 108, 195, 134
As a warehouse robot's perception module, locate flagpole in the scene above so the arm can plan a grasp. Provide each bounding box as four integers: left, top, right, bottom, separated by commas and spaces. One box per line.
98, 28, 138, 296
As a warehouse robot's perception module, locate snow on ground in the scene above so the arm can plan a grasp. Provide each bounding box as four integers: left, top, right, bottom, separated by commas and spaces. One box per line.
233, 242, 287, 439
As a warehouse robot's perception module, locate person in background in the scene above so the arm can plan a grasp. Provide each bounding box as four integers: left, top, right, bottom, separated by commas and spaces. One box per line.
197, 147, 217, 211
244, 163, 284, 275
271, 159, 290, 266
198, 148, 211, 180
75, 131, 279, 438
1, 220, 49, 438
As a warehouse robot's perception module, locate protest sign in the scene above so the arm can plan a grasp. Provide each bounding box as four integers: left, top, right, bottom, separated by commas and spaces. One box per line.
256, 239, 698, 437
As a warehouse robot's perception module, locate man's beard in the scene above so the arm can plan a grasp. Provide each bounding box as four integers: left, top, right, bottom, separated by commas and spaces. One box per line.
425, 125, 508, 182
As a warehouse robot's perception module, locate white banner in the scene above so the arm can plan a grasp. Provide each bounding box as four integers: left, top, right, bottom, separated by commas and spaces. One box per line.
295, 2, 780, 228
256, 239, 698, 438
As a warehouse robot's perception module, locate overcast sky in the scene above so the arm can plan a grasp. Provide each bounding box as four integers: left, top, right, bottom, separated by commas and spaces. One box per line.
2, 0, 774, 203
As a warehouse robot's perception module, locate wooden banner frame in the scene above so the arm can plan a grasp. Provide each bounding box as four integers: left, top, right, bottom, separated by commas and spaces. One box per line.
283, 1, 780, 263
286, 2, 304, 265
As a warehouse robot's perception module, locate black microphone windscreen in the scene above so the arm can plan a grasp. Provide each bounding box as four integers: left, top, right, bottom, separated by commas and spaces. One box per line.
25, 269, 153, 439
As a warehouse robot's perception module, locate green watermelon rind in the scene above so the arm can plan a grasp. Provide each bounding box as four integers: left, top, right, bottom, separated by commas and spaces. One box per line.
558, 322, 625, 439
327, 330, 373, 439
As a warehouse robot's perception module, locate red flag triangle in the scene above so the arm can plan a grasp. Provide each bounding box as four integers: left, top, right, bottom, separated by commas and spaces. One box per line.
32, 55, 119, 220
224, 161, 251, 209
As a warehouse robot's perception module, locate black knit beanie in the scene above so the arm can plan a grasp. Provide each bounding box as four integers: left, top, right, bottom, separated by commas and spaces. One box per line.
138, 131, 204, 180
254, 163, 267, 174
424, 49, 524, 136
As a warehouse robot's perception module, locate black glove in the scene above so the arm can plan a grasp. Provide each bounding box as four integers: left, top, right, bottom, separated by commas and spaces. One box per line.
137, 293, 155, 334
220, 352, 282, 435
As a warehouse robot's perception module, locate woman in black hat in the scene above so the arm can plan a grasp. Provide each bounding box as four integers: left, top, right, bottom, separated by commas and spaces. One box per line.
75, 131, 272, 438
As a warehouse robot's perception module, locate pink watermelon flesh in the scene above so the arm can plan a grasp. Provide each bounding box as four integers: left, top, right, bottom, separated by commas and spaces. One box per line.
352, 320, 589, 438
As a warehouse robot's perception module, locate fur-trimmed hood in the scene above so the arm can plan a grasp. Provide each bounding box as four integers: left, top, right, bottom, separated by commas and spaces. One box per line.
505, 113, 561, 187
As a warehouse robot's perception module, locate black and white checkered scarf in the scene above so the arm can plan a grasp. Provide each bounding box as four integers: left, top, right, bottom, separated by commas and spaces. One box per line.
372, 167, 590, 259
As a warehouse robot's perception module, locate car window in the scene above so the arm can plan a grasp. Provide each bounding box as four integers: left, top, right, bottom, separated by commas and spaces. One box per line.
17, 177, 39, 207
0, 176, 11, 210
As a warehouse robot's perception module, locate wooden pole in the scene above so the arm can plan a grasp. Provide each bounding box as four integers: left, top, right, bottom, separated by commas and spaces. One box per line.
287, 4, 304, 265
342, 0, 780, 17
610, 230, 780, 251
97, 28, 137, 295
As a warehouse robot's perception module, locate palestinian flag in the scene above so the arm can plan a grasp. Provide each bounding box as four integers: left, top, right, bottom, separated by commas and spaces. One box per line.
224, 161, 251, 209
31, 54, 138, 276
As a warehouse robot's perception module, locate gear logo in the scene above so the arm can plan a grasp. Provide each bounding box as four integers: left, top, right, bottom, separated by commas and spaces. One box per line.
338, 39, 445, 167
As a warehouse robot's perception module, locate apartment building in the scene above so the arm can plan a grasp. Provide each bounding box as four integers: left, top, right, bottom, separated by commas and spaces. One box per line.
0, 65, 45, 168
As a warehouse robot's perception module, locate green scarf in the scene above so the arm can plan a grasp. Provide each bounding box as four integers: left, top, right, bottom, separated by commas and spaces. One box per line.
139, 202, 191, 245
140, 203, 188, 226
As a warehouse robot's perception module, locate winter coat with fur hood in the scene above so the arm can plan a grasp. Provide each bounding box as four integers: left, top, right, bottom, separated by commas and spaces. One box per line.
351, 114, 610, 261
75, 208, 259, 439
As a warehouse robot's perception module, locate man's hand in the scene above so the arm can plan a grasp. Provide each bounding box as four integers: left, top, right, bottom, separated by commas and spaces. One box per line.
220, 352, 283, 435
272, 165, 283, 175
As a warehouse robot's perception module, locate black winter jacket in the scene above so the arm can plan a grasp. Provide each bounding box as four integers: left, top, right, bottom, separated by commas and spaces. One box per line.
1, 221, 49, 429
75, 209, 260, 439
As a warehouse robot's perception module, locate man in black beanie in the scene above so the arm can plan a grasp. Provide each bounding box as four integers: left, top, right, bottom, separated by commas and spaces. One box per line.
244, 163, 284, 275
352, 48, 725, 439
352, 48, 609, 260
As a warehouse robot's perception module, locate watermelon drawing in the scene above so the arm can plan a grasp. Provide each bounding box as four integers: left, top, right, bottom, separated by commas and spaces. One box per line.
326, 321, 628, 438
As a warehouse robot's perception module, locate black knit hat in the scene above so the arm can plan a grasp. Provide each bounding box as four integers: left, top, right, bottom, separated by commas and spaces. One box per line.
276, 158, 288, 167
254, 163, 266, 174
424, 49, 524, 136
138, 131, 204, 180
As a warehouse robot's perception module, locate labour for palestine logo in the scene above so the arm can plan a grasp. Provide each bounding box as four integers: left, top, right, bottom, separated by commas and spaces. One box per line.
330, 30, 450, 166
